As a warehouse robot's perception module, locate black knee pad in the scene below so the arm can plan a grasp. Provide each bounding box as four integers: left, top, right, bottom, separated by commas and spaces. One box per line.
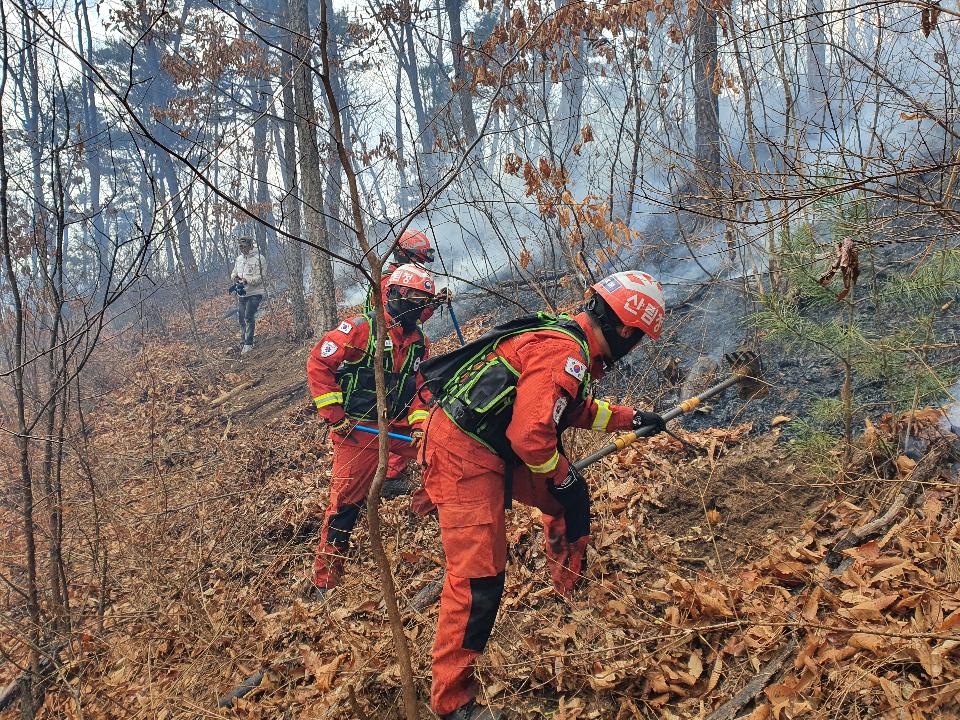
463, 571, 506, 652
327, 503, 362, 549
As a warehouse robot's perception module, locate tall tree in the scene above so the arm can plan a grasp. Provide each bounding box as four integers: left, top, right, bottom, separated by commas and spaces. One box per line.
805, 0, 830, 130
445, 0, 478, 144
693, 0, 722, 196
75, 0, 109, 294
289, 0, 337, 334
278, 0, 309, 337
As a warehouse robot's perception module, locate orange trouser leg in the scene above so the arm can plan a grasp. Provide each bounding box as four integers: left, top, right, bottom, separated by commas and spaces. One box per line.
386, 451, 409, 480
314, 430, 417, 588
422, 410, 508, 716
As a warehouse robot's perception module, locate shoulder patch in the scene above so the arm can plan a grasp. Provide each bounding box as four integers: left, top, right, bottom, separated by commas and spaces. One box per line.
320, 340, 339, 357
564, 356, 587, 381
384, 338, 393, 349
337, 321, 353, 334
552, 396, 569, 424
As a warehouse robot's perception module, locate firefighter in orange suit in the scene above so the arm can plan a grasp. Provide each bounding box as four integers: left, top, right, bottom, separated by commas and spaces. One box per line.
307, 264, 436, 594
363, 229, 449, 491
417, 271, 668, 719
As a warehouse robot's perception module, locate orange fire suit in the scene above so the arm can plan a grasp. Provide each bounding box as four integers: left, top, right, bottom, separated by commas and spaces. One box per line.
419, 312, 636, 716
364, 266, 437, 481
307, 313, 433, 588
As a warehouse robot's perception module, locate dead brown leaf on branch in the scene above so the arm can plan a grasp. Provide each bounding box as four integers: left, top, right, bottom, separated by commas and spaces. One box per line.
817, 237, 860, 300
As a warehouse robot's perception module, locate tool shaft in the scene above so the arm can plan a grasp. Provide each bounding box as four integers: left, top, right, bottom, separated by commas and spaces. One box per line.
573, 374, 740, 471
353, 423, 415, 443
447, 300, 465, 346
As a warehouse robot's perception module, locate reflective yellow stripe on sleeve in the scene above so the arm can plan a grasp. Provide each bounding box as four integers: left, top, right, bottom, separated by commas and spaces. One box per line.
313, 391, 344, 408
407, 409, 429, 424
591, 399, 612, 431
526, 449, 560, 474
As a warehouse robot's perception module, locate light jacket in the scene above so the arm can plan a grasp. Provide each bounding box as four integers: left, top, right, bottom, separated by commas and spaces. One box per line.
232, 252, 266, 296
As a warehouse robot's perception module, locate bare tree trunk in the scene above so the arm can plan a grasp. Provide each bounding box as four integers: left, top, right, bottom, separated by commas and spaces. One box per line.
806, 0, 829, 131
0, 38, 42, 717
445, 0, 478, 144
394, 66, 411, 211
289, 0, 337, 335
75, 0, 109, 294
553, 0, 586, 160
279, 1, 310, 338
401, 20, 435, 180
693, 0, 722, 199
251, 14, 279, 254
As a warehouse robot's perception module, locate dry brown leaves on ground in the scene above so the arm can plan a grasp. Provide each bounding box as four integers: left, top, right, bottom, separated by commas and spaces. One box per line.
8, 295, 960, 720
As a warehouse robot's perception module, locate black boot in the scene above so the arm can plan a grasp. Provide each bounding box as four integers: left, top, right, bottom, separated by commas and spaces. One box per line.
442, 700, 503, 720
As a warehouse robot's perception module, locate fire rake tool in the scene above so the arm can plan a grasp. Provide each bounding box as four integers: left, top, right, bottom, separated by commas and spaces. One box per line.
573, 350, 767, 471
350, 352, 765, 454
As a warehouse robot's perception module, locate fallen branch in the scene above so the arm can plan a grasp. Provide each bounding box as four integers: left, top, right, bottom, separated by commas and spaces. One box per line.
0, 646, 64, 712
826, 442, 948, 567
0, 675, 21, 712
705, 636, 798, 720
217, 669, 265, 708
209, 379, 259, 408
407, 576, 445, 613
241, 383, 305, 416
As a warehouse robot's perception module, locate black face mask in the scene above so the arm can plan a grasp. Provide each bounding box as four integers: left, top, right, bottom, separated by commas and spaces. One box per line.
394, 248, 435, 265
388, 297, 427, 330
586, 296, 644, 364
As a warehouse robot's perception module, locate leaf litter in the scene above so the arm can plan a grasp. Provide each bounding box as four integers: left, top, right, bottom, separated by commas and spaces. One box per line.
9, 295, 960, 720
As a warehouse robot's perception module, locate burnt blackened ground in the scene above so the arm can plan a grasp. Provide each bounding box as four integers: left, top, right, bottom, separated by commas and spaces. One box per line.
428, 244, 960, 445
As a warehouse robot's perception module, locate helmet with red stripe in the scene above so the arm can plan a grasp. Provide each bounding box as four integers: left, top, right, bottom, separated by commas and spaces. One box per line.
387, 264, 436, 296
394, 229, 435, 264
587, 270, 665, 362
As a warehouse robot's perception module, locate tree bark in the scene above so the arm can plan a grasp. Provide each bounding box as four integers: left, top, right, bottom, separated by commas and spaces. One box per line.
445, 0, 478, 144
693, 0, 722, 198
553, 0, 586, 160
289, 0, 337, 335
76, 0, 110, 294
279, 2, 310, 337
805, 0, 829, 130
0, 40, 42, 717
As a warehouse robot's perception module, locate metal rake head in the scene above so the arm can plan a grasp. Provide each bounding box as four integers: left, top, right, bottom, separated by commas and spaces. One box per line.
723, 349, 768, 400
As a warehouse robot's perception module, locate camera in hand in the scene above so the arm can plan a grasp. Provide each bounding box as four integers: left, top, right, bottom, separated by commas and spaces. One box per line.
228, 281, 247, 296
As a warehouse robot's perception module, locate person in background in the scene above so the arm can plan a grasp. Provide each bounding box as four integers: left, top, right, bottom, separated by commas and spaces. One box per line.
231, 236, 267, 355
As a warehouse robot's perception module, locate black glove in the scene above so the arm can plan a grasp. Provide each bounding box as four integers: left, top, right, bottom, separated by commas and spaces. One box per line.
632, 410, 667, 434
548, 464, 590, 543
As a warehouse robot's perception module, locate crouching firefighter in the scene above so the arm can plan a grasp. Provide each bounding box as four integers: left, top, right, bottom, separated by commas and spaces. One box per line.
416, 271, 668, 719
306, 264, 436, 595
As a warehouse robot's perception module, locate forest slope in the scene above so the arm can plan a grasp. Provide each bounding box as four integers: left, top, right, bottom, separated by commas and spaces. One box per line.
2, 295, 959, 720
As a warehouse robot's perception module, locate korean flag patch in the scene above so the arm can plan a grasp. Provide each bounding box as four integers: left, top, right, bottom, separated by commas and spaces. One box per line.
564, 356, 586, 381
320, 340, 338, 357
337, 321, 352, 334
